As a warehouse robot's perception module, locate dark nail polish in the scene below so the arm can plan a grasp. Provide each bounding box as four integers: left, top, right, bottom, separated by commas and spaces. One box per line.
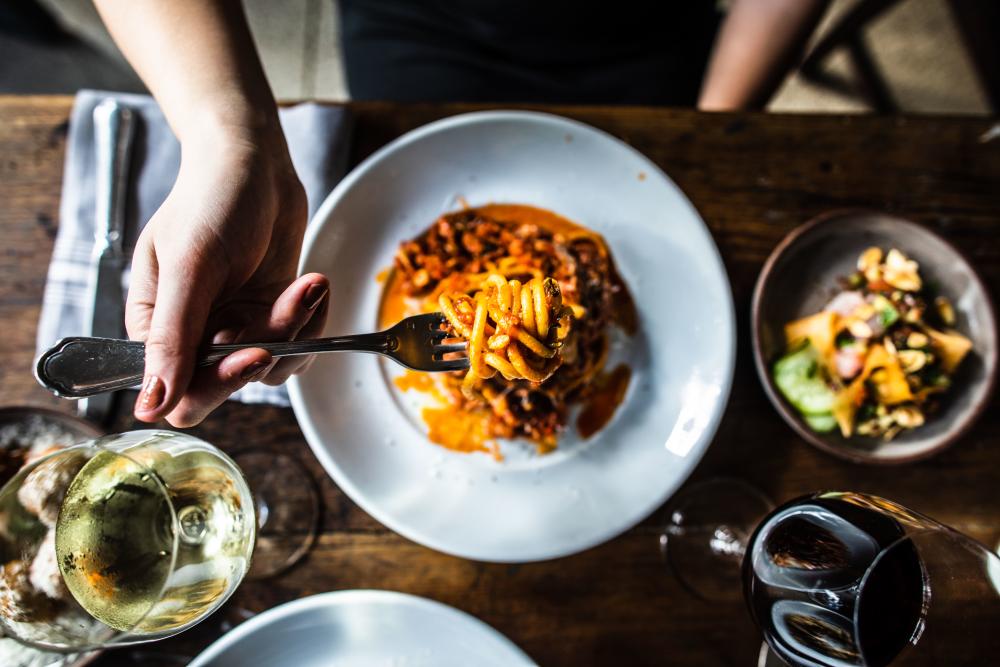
303, 284, 328, 311
138, 375, 165, 412
242, 361, 270, 382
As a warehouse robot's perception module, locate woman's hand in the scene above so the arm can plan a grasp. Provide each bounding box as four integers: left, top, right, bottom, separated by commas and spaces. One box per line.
93, 0, 329, 425
127, 123, 328, 427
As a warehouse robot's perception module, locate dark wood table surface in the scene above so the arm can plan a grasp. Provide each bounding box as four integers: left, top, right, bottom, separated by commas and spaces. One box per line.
1, 96, 998, 666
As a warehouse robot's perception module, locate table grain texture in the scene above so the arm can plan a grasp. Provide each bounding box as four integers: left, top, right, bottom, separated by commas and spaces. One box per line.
1, 96, 998, 666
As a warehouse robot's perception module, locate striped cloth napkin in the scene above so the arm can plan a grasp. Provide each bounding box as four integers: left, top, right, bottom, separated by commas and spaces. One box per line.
36, 90, 352, 406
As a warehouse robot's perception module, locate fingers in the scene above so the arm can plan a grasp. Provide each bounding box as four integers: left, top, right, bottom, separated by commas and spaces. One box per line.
281, 288, 327, 375
164, 347, 273, 428
240, 273, 329, 386
133, 259, 221, 423
163, 273, 329, 425
249, 272, 329, 341
133, 265, 328, 423
262, 274, 330, 385
124, 233, 158, 342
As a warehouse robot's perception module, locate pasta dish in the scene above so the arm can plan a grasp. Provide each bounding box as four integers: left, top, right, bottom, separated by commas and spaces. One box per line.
382, 204, 635, 459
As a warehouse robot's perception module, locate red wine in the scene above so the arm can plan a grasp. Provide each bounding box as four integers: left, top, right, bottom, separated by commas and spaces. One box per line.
743, 493, 926, 667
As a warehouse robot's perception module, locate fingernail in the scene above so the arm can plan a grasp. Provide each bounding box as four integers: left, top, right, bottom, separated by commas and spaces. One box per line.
138, 375, 165, 412
303, 284, 328, 311
213, 328, 240, 345
241, 361, 270, 382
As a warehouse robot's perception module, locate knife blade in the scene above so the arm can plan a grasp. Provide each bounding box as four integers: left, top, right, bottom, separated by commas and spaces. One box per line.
79, 99, 135, 423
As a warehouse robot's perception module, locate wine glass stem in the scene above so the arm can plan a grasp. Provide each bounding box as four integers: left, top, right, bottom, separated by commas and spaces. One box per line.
178, 504, 208, 544
710, 524, 747, 559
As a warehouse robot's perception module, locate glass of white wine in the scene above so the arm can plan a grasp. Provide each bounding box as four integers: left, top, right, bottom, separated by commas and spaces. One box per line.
0, 430, 255, 653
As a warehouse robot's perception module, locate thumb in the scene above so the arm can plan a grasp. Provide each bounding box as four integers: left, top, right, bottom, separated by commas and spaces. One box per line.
134, 262, 220, 423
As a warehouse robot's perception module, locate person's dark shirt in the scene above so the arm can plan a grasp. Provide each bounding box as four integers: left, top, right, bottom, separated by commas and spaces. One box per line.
339, 0, 720, 105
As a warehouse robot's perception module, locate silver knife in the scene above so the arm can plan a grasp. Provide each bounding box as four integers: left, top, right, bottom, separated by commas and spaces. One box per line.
79, 99, 135, 423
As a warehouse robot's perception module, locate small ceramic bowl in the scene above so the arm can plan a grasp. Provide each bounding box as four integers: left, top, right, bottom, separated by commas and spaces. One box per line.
0, 405, 103, 483
752, 210, 997, 464
0, 406, 103, 665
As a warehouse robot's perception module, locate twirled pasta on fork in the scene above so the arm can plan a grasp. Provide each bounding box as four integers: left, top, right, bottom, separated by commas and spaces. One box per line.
439, 274, 575, 396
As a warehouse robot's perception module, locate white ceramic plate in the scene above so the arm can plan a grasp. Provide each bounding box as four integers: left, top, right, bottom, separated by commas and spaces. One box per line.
289, 111, 735, 562
188, 590, 536, 667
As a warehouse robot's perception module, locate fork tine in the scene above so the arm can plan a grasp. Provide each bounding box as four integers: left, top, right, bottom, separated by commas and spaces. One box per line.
390, 312, 470, 371
433, 358, 471, 371
417, 312, 448, 328
433, 343, 468, 354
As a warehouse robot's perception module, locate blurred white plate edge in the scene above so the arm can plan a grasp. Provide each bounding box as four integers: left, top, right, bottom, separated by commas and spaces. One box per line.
188, 590, 537, 667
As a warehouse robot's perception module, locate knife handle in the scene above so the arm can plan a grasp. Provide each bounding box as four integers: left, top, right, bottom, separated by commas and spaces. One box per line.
92, 100, 134, 255
81, 100, 136, 422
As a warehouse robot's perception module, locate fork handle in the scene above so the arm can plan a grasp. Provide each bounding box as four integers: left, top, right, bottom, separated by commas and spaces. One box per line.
36, 334, 394, 399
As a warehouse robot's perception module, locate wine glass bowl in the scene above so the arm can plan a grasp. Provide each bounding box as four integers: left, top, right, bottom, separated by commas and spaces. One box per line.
863, 530, 1000, 666
0, 430, 255, 652
660, 478, 773, 602
743, 491, 1000, 667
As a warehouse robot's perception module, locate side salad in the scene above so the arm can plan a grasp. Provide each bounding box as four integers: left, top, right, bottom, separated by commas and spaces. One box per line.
773, 247, 972, 441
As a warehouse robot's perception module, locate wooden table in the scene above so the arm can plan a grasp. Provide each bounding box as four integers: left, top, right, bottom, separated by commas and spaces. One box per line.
1, 96, 998, 666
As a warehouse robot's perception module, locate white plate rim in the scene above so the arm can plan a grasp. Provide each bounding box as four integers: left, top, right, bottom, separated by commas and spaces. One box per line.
289, 110, 736, 562
188, 589, 537, 667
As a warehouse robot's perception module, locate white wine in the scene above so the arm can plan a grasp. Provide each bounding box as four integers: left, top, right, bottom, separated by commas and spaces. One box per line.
55, 450, 172, 632
55, 433, 254, 636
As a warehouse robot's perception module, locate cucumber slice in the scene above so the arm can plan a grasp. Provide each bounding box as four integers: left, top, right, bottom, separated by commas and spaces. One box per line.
774, 343, 817, 378
775, 371, 836, 415
773, 344, 837, 415
803, 412, 837, 433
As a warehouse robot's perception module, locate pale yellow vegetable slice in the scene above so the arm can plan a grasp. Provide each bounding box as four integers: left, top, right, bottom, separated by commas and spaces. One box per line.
784, 311, 839, 362
864, 344, 913, 405
833, 381, 865, 438
831, 343, 913, 437
924, 327, 973, 373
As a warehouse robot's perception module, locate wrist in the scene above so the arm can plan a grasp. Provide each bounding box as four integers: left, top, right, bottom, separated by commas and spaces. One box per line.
174, 83, 281, 146
179, 109, 290, 176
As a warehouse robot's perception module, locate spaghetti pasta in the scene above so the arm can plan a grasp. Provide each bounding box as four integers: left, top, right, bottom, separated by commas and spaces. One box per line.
384, 204, 635, 455
439, 274, 573, 396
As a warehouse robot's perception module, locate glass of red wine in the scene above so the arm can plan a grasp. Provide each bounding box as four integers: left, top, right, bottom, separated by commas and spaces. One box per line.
743, 491, 1000, 666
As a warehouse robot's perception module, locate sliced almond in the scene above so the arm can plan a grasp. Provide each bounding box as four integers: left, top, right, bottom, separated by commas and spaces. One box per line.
906, 331, 929, 349
892, 406, 925, 429
883, 249, 922, 291
857, 247, 883, 273
885, 248, 914, 270
897, 349, 927, 373
857, 420, 878, 436
848, 320, 873, 339
884, 337, 898, 356
853, 303, 876, 321
864, 265, 883, 285
935, 296, 956, 326
882, 425, 903, 442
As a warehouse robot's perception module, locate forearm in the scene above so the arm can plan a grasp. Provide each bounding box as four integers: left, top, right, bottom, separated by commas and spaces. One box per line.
698, 0, 829, 111
94, 0, 276, 143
